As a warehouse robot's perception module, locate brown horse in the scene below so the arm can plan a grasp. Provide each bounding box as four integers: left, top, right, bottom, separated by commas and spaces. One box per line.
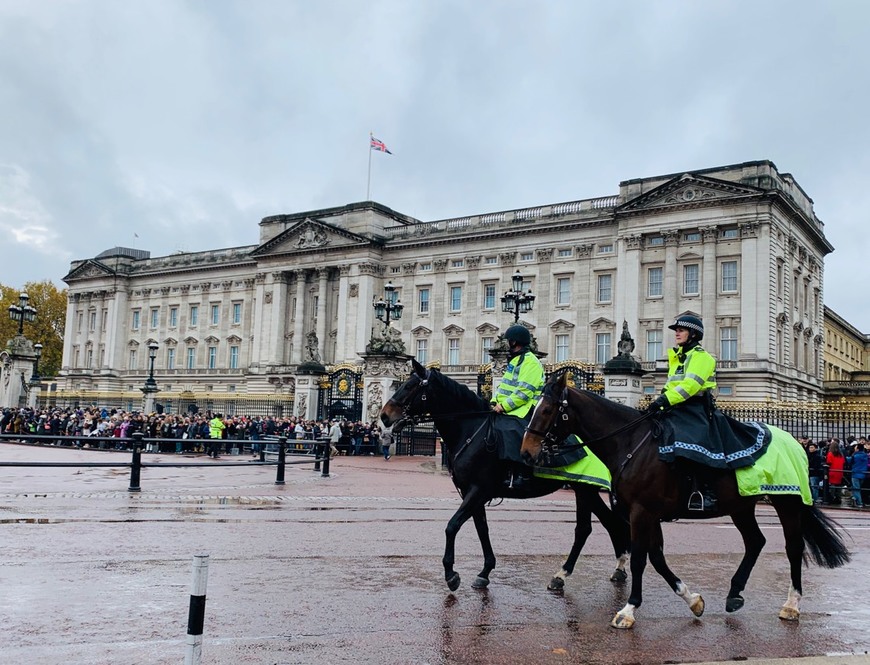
521, 373, 850, 629
380, 360, 630, 592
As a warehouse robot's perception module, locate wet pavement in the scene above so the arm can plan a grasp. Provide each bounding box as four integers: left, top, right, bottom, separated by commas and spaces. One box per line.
1, 443, 870, 665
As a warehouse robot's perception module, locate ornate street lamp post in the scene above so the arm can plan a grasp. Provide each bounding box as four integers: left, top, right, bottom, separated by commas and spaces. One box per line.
373, 281, 404, 330
144, 342, 159, 391
8, 293, 36, 335
500, 270, 535, 323
31, 343, 43, 383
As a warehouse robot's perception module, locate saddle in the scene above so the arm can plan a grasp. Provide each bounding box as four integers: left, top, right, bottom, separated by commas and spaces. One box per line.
489, 414, 587, 469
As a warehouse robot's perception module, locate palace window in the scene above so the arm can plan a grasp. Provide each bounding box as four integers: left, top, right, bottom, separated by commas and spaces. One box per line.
481, 336, 494, 363
449, 286, 462, 312
208, 346, 217, 369
596, 333, 611, 364
150, 308, 159, 329
229, 345, 239, 369
210, 304, 220, 325
186, 347, 196, 369
189, 305, 198, 327
720, 327, 738, 361
646, 329, 663, 361
556, 277, 571, 306
648, 267, 663, 298
167, 347, 176, 370
597, 274, 612, 304
683, 264, 699, 296
232, 302, 242, 325
169, 307, 178, 327
132, 310, 140, 331
555, 334, 569, 362
483, 283, 496, 309
447, 338, 460, 365
416, 339, 428, 364
721, 261, 738, 292
418, 288, 430, 314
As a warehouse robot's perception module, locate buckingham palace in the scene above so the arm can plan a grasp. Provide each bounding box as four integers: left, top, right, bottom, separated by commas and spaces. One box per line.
57, 159, 833, 415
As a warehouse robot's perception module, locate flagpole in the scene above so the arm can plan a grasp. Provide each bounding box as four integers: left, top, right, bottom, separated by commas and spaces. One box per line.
366, 132, 373, 200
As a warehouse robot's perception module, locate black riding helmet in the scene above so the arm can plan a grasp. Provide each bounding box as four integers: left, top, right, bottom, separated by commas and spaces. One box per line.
504, 324, 532, 347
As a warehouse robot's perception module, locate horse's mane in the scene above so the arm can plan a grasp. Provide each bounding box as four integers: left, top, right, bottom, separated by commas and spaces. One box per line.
542, 376, 641, 419
428, 369, 491, 412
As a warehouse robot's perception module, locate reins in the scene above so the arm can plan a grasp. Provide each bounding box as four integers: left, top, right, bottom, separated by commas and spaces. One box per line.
525, 386, 660, 461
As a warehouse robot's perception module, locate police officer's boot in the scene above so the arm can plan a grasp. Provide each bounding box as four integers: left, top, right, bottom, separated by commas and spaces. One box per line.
688, 473, 717, 512
505, 465, 533, 491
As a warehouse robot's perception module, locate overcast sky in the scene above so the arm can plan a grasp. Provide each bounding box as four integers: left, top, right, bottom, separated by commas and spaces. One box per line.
1, 1, 868, 330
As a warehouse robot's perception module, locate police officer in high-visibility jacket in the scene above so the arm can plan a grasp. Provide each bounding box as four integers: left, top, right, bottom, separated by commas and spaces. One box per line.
492, 324, 544, 489
646, 314, 719, 510
492, 324, 545, 420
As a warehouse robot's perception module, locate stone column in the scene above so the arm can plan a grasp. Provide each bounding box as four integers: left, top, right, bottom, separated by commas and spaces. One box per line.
335, 265, 351, 362
61, 294, 77, 369
315, 267, 329, 362
269, 271, 288, 366
291, 270, 307, 365
293, 373, 321, 421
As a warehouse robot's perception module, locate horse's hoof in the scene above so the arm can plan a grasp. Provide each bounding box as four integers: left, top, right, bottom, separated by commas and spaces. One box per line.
472, 576, 489, 589
447, 573, 461, 591
548, 577, 565, 591
610, 613, 635, 629
689, 594, 705, 617
779, 606, 800, 621
726, 595, 744, 613
610, 569, 628, 584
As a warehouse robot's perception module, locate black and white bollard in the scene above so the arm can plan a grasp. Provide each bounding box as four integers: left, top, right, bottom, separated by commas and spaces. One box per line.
185, 554, 209, 665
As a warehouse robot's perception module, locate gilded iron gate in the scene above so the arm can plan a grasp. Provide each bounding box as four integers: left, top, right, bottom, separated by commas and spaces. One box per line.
317, 364, 364, 422
544, 360, 605, 394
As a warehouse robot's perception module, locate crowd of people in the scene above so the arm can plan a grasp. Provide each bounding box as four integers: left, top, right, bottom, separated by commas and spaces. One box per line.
800, 434, 870, 507
0, 406, 395, 459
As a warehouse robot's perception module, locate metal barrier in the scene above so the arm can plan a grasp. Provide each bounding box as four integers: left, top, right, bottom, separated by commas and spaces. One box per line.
0, 432, 331, 491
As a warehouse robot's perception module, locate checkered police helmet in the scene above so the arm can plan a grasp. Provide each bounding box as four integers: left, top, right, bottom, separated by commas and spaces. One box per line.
668, 314, 704, 340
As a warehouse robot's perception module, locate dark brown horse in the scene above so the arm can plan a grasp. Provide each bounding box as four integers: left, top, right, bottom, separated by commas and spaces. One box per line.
521, 373, 850, 628
380, 360, 630, 592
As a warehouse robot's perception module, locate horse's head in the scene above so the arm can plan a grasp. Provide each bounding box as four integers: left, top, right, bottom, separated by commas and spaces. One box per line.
521, 372, 571, 465
379, 358, 432, 432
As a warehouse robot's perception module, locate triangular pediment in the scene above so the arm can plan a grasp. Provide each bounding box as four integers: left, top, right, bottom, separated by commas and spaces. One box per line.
63, 260, 117, 282
589, 317, 615, 331
411, 326, 432, 336
163, 337, 178, 346
476, 322, 499, 335
226, 334, 242, 343
619, 173, 764, 213
549, 318, 576, 332
442, 324, 465, 336
251, 218, 371, 257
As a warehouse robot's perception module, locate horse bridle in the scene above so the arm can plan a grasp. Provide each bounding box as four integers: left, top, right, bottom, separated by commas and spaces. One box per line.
525, 386, 658, 465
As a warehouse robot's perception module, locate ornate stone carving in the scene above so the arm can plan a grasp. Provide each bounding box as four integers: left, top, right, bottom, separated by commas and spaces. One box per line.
499, 251, 517, 265
358, 263, 380, 276
264, 292, 273, 304
623, 235, 642, 250
200, 283, 211, 293
367, 383, 384, 421
535, 248, 553, 263
243, 278, 255, 288
142, 288, 152, 297
700, 226, 718, 243
465, 256, 481, 270
221, 281, 233, 290
433, 259, 448, 272
365, 325, 407, 355
574, 244, 595, 257
339, 265, 351, 276
295, 225, 330, 249
364, 355, 411, 379
402, 262, 417, 275
297, 393, 307, 416
662, 230, 679, 246
180, 285, 190, 294
739, 222, 759, 238
349, 284, 359, 298
255, 272, 266, 284
271, 271, 287, 283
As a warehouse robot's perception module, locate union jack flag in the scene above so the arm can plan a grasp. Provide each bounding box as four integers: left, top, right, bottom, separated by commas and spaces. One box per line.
370, 136, 392, 154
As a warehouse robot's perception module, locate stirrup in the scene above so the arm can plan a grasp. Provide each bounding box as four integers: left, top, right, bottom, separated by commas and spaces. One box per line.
687, 490, 705, 511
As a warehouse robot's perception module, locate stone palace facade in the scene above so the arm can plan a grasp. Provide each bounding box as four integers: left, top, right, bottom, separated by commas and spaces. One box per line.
59, 160, 833, 404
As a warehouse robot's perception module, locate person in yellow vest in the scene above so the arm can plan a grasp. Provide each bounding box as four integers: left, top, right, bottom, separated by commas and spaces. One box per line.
208, 413, 226, 459
647, 315, 719, 510
492, 324, 545, 489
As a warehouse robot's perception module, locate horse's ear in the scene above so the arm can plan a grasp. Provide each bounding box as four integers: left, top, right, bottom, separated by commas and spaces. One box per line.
411, 358, 426, 377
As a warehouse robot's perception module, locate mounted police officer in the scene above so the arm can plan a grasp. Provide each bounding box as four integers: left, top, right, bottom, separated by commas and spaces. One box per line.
646, 314, 719, 510
492, 324, 545, 489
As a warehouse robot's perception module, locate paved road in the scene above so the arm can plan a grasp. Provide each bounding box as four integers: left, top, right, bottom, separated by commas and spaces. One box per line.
1, 443, 869, 665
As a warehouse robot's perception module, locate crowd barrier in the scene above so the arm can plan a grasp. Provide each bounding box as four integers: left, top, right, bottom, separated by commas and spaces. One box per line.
0, 432, 331, 491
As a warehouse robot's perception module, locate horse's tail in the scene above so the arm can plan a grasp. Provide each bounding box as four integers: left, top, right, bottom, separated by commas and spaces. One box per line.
802, 504, 851, 568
